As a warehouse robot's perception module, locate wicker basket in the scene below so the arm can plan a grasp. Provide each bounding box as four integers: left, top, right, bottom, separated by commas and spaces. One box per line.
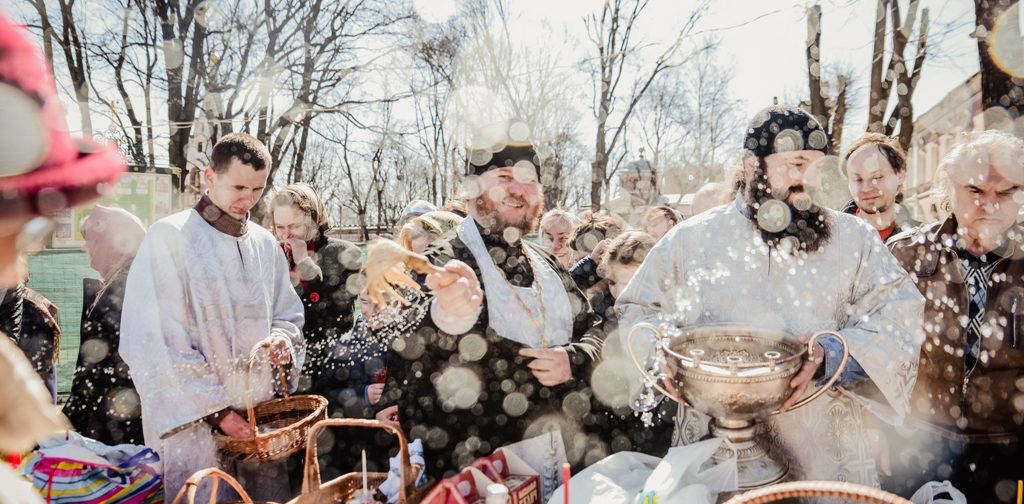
171, 467, 279, 504
288, 418, 436, 504
214, 340, 328, 462
723, 480, 913, 504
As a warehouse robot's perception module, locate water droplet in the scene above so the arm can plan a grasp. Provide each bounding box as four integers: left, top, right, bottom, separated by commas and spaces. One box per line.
458, 333, 488, 362
412, 0, 458, 24
502, 391, 529, 417
756, 199, 792, 233
436, 366, 482, 409
163, 39, 184, 70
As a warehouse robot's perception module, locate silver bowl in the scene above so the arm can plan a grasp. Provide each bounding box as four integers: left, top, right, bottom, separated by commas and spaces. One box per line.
629, 323, 849, 491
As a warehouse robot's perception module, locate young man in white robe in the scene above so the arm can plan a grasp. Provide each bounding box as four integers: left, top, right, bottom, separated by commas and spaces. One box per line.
120, 133, 305, 501
617, 106, 925, 491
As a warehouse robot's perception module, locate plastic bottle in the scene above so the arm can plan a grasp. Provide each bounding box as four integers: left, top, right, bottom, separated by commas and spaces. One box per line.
484, 483, 509, 504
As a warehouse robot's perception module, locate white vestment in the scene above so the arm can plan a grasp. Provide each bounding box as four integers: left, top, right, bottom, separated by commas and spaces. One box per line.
617, 198, 924, 488
119, 208, 304, 500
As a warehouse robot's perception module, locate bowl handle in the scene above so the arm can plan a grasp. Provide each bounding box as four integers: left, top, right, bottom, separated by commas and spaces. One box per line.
626, 322, 687, 405
772, 330, 849, 414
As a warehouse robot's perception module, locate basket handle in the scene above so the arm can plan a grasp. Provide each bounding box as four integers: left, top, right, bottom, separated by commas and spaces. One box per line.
721, 480, 911, 504
770, 331, 849, 415
243, 339, 292, 437
171, 468, 254, 504
301, 418, 415, 502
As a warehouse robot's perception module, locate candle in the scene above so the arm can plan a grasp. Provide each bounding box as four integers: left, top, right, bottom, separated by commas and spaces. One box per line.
362, 449, 368, 496
562, 462, 570, 503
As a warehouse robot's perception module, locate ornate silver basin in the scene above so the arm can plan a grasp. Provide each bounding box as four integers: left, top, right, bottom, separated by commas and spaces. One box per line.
629, 323, 849, 491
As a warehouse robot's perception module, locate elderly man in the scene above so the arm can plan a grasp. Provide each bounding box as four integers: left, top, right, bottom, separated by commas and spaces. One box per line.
887, 130, 1024, 503
378, 142, 604, 478
842, 133, 917, 240
120, 134, 304, 501
617, 105, 925, 489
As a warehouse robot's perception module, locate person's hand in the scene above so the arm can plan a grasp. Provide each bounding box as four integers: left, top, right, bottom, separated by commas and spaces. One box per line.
376, 405, 399, 423
266, 336, 293, 367
284, 238, 308, 262
426, 260, 483, 318
780, 341, 825, 412
589, 239, 609, 264
519, 347, 572, 386
219, 411, 253, 439
367, 383, 384, 405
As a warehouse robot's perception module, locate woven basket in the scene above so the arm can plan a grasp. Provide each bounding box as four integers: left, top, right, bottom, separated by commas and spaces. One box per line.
213, 340, 328, 462
171, 467, 278, 504
723, 480, 913, 504
288, 418, 436, 504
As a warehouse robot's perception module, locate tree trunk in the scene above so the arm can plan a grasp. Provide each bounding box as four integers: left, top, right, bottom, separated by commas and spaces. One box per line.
976, 0, 1024, 120
806, 4, 826, 125
867, 0, 888, 133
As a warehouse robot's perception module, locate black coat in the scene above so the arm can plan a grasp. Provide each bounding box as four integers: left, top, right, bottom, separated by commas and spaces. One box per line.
19, 287, 59, 403
0, 284, 24, 343
292, 234, 361, 392
63, 268, 143, 446
382, 224, 606, 478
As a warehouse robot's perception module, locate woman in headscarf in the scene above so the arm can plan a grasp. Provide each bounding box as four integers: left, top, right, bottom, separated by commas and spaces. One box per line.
270, 183, 362, 392
63, 205, 146, 446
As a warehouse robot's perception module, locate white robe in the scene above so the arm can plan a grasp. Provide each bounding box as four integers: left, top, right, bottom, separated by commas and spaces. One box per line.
616, 198, 924, 487
119, 208, 304, 500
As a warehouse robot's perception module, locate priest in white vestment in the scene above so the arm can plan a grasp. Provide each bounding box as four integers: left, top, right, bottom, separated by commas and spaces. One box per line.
618, 106, 925, 492
120, 134, 304, 501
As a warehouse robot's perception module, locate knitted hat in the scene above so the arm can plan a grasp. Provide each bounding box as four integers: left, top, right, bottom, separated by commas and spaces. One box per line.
744, 105, 830, 158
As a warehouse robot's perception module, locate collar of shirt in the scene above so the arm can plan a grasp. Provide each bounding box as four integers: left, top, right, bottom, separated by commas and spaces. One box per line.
194, 194, 248, 237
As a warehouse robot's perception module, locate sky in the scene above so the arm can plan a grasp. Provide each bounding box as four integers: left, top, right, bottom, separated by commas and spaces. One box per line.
7, 0, 983, 154
429, 0, 981, 153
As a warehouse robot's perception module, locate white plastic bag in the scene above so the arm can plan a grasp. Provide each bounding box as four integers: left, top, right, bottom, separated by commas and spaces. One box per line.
547, 438, 738, 504
910, 480, 968, 504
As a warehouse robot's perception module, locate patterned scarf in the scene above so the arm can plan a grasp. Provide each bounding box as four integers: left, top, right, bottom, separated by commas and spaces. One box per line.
957, 249, 1000, 370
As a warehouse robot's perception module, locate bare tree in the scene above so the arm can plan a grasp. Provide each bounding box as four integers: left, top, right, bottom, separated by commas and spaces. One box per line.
633, 41, 743, 195
27, 0, 94, 134
410, 17, 466, 205
975, 0, 1024, 121
149, 0, 208, 189
865, 0, 930, 151
806, 4, 854, 153
584, 0, 710, 210
86, 0, 162, 167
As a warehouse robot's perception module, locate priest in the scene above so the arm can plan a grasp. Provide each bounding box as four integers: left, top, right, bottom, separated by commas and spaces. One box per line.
617, 106, 925, 488
378, 140, 605, 478
120, 133, 304, 501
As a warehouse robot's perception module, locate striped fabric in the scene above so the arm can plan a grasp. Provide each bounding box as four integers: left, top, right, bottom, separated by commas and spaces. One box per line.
19, 448, 163, 503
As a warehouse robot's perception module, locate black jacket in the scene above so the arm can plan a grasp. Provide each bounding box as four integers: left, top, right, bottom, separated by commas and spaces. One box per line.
63, 268, 144, 446
382, 222, 606, 478
292, 233, 361, 392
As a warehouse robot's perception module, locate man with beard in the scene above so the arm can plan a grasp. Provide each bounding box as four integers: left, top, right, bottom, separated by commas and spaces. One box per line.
617, 105, 925, 489
842, 133, 917, 241
378, 143, 604, 478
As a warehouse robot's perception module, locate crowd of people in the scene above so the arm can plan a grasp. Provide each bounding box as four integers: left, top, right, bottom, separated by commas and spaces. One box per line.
1, 12, 1023, 504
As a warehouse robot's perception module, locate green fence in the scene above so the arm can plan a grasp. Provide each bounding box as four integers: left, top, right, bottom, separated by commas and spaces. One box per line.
26, 249, 97, 396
